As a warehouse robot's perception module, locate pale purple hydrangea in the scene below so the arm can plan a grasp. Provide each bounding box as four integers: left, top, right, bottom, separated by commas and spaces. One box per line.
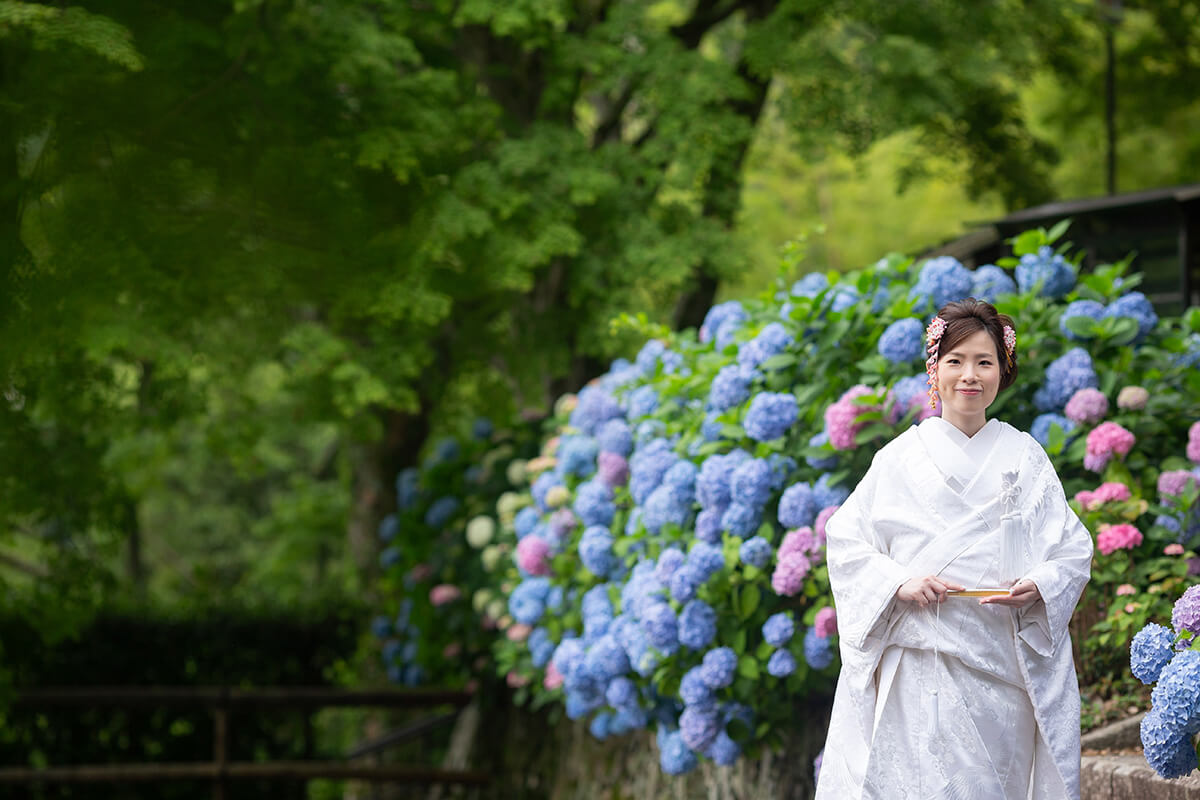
597, 451, 629, 488
1171, 585, 1200, 635
1064, 388, 1108, 425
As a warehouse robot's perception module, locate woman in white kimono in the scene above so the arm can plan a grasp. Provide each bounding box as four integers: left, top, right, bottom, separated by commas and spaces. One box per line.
814, 298, 1093, 800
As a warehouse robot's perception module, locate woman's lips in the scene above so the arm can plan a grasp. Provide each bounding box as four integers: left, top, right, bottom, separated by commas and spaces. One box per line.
958, 389, 981, 395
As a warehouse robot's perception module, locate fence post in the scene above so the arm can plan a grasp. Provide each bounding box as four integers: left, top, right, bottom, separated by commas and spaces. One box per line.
213, 704, 229, 800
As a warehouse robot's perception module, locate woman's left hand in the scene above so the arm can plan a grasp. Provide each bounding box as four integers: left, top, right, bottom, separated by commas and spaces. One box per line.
979, 579, 1041, 608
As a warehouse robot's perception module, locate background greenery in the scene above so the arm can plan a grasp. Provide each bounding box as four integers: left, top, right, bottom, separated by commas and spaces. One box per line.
0, 0, 1198, 780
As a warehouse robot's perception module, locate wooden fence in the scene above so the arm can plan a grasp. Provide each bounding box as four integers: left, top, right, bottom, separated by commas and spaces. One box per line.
0, 686, 488, 797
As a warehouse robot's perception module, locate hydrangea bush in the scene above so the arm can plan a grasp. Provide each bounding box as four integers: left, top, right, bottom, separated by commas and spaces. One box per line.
369, 419, 538, 688
380, 226, 1200, 777
1131, 586, 1200, 778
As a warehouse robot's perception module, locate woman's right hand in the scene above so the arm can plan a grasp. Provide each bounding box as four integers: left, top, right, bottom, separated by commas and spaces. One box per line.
896, 576, 966, 607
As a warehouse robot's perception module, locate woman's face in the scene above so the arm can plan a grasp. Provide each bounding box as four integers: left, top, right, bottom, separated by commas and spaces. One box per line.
936, 328, 1001, 417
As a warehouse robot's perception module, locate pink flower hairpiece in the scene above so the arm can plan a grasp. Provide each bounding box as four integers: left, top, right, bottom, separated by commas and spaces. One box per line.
925, 316, 947, 409
1003, 325, 1016, 367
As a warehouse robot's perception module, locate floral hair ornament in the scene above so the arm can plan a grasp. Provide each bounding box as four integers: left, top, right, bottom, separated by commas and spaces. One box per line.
1003, 324, 1016, 367
925, 315, 948, 409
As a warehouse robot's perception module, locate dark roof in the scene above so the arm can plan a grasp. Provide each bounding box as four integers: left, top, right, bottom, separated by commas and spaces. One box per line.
989, 182, 1200, 226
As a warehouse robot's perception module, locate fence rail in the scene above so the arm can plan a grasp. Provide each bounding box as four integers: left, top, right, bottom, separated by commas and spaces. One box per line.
0, 685, 485, 796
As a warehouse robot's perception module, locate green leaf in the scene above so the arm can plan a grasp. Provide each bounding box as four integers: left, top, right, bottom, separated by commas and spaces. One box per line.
1046, 218, 1072, 244
1046, 421, 1066, 455
737, 654, 760, 679
1062, 316, 1100, 339
740, 585, 761, 619
760, 353, 797, 370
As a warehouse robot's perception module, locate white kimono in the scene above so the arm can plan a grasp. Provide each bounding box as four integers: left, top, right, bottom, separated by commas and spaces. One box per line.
814, 417, 1093, 800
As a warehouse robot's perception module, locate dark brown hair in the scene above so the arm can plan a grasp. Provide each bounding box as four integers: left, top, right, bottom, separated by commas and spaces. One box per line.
935, 298, 1019, 390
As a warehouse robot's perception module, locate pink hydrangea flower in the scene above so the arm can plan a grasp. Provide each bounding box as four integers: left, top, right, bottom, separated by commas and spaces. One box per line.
814, 607, 838, 638
443, 643, 462, 659
1084, 422, 1135, 473
824, 385, 880, 450
597, 451, 629, 488
506, 670, 530, 688
1096, 523, 1143, 556
780, 527, 821, 559
516, 535, 552, 576
1158, 469, 1198, 499
1064, 388, 1109, 425
1116, 584, 1135, 596
1164, 543, 1185, 556
506, 623, 532, 642
429, 584, 462, 606
771, 551, 812, 596
1075, 481, 1132, 511
408, 563, 435, 583
1189, 421, 1200, 464
543, 661, 564, 690
1116, 386, 1148, 410
815, 505, 839, 544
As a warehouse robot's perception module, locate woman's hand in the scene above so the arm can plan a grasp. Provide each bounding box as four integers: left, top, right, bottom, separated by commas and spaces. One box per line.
979, 579, 1041, 608
896, 576, 966, 607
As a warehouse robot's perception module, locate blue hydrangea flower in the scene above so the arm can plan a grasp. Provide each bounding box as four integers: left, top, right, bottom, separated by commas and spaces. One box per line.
910, 256, 973, 309
641, 602, 679, 651
1142, 709, 1199, 779
529, 627, 556, 668
687, 542, 726, 582
655, 548, 686, 583
766, 454, 796, 491
805, 432, 838, 470
708, 364, 755, 412
1103, 291, 1158, 343
643, 484, 692, 534
429, 437, 460, 465
629, 438, 680, 505
1033, 348, 1099, 411
1030, 413, 1077, 448
658, 728, 699, 775
635, 340, 666, 376
720, 502, 761, 538
381, 639, 402, 663
588, 711, 612, 740
767, 649, 797, 677
695, 508, 723, 544
679, 599, 718, 650
804, 627, 835, 669
565, 686, 605, 720
744, 392, 799, 442
584, 634, 630, 682
582, 584, 614, 629
778, 482, 816, 529
555, 435, 599, 479
1059, 299, 1105, 341
424, 496, 460, 529
669, 567, 700, 604
370, 615, 392, 639
663, 460, 698, 494
737, 322, 794, 370
970, 264, 1016, 302
1015, 246, 1075, 299
739, 536, 772, 568
380, 546, 402, 569
471, 417, 493, 440
700, 301, 748, 347
697, 449, 751, 510
573, 479, 615, 527
626, 385, 660, 421
512, 507, 540, 540
830, 287, 859, 312
531, 471, 563, 512
877, 318, 925, 363
1150, 649, 1200, 736
699, 647, 737, 689
580, 526, 617, 578
510, 577, 551, 625
378, 513, 399, 543
396, 468, 420, 510
791, 272, 829, 298
606, 676, 639, 709
611, 705, 649, 734
680, 704, 721, 752
812, 473, 850, 510
701, 412, 723, 442
706, 731, 740, 766
569, 385, 625, 436
1156, 514, 1183, 536
763, 612, 795, 647
731, 458, 773, 508
596, 419, 633, 456
1130, 623, 1176, 685
679, 666, 715, 706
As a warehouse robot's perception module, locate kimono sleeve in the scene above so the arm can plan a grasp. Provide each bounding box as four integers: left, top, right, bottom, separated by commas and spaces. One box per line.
1015, 439, 1094, 657
825, 450, 911, 652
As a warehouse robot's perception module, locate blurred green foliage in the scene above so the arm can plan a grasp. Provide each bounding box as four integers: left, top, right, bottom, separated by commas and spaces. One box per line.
0, 0, 1197, 667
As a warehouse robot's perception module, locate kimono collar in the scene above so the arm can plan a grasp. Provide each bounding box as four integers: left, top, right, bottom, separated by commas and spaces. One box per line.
918, 417, 1004, 494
